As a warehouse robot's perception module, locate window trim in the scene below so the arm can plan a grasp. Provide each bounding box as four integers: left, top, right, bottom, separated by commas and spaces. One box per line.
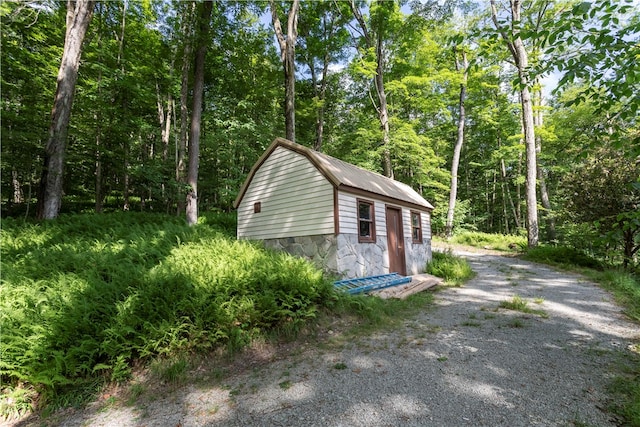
411, 211, 423, 243
357, 198, 376, 243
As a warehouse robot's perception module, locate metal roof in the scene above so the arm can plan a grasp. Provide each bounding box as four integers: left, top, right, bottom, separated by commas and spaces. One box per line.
233, 138, 434, 211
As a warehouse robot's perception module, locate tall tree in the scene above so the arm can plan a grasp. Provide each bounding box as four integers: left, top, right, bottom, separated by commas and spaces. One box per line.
445, 46, 468, 238
270, 0, 300, 142
177, 1, 196, 215
186, 0, 213, 226
37, 0, 95, 219
297, 0, 351, 151
1, 2, 64, 216
490, 0, 540, 247
350, 0, 397, 178
533, 78, 556, 240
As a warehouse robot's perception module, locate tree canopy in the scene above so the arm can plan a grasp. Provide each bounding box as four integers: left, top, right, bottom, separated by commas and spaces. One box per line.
1, 0, 638, 267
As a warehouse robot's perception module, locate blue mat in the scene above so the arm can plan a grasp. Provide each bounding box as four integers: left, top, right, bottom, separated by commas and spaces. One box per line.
334, 273, 411, 295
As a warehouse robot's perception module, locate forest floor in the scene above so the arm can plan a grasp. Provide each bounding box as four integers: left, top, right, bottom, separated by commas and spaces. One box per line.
9, 245, 640, 427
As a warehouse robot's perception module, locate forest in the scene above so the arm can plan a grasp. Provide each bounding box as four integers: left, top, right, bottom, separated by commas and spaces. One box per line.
1, 0, 639, 264
1, 0, 640, 421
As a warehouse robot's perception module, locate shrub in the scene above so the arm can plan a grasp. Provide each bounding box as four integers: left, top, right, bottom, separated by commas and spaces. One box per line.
449, 231, 527, 252
523, 245, 603, 270
426, 250, 475, 286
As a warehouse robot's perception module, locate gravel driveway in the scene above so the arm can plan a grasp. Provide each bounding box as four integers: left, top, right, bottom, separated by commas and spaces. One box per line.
12, 249, 639, 427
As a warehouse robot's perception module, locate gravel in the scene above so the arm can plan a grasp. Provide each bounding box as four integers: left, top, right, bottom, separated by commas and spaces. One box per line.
9, 248, 639, 427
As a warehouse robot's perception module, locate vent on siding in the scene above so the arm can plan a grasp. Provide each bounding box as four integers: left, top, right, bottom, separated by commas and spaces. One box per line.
254, 202, 261, 213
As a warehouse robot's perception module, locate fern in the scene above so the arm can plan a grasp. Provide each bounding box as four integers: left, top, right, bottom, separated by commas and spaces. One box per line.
1, 212, 335, 411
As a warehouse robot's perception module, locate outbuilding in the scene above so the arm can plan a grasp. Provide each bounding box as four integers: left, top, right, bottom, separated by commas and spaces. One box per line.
233, 138, 435, 279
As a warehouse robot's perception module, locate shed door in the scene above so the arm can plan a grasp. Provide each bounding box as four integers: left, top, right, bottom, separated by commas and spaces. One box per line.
386, 207, 406, 275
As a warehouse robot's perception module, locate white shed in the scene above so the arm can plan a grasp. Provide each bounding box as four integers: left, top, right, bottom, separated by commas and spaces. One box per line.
233, 138, 435, 279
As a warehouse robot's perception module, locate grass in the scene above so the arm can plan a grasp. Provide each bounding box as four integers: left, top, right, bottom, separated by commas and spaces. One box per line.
446, 231, 527, 252
523, 245, 604, 271
499, 295, 549, 318
426, 250, 475, 286
607, 354, 640, 426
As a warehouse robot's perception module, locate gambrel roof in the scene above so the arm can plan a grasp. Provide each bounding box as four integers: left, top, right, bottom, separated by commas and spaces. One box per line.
234, 138, 434, 211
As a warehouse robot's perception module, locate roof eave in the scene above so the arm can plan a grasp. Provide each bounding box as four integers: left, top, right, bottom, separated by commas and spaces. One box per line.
338, 185, 434, 212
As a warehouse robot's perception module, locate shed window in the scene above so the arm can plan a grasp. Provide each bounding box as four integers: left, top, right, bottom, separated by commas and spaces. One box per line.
357, 199, 376, 243
411, 211, 422, 243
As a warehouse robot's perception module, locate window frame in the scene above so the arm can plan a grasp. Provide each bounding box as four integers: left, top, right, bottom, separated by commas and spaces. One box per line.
411, 211, 423, 243
357, 198, 376, 243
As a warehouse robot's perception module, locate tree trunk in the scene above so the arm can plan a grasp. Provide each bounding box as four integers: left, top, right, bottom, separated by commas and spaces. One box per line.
445, 48, 468, 238
501, 158, 520, 229
94, 4, 103, 213
375, 27, 392, 179
491, 0, 539, 247
114, 0, 131, 211
533, 83, 556, 241
156, 81, 172, 201
499, 170, 510, 234
177, 2, 195, 215
95, 131, 103, 213
520, 85, 538, 246
307, 53, 330, 152
186, 0, 213, 226
270, 0, 300, 142
12, 168, 24, 204
37, 0, 94, 219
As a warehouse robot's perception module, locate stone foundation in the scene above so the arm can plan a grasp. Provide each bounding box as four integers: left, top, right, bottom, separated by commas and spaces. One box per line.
335, 234, 389, 279
263, 234, 338, 274
405, 238, 432, 275
262, 234, 431, 279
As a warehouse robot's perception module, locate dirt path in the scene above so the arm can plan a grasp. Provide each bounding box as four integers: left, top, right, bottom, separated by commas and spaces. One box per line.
11, 249, 639, 426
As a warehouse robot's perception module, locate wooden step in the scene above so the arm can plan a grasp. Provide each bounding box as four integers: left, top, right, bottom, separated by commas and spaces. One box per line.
370, 273, 442, 299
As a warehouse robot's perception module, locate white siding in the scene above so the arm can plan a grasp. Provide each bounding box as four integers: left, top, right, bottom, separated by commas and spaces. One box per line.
237, 147, 334, 240
402, 208, 431, 241
423, 211, 431, 240
337, 192, 387, 236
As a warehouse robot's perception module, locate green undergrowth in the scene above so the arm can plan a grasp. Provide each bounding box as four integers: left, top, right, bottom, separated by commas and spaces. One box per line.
0, 212, 337, 414
522, 245, 604, 271
1, 211, 445, 419
426, 250, 475, 286
522, 244, 640, 426
447, 231, 527, 252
